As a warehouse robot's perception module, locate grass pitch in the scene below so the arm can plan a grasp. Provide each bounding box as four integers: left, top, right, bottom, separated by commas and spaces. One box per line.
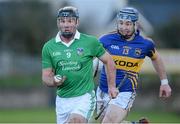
0, 108, 179, 123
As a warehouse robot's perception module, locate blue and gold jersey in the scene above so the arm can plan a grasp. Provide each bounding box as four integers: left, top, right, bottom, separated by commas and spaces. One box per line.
99, 31, 157, 93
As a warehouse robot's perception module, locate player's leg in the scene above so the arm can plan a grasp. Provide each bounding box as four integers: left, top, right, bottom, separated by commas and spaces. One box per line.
96, 87, 110, 121
67, 90, 96, 123
121, 117, 149, 124
67, 113, 87, 123
56, 95, 70, 124
102, 92, 136, 123
102, 104, 128, 123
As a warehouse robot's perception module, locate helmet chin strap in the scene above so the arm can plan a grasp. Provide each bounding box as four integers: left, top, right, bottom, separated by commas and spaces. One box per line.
118, 23, 136, 40
118, 29, 135, 40
61, 32, 74, 38
121, 33, 133, 40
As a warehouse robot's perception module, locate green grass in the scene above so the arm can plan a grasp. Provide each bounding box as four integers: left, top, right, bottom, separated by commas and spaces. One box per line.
127, 110, 180, 123
0, 108, 56, 123
0, 108, 179, 123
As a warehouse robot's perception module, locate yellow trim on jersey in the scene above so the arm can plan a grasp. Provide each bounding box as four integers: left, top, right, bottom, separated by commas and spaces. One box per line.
131, 76, 138, 87
127, 71, 138, 79
129, 78, 135, 90
150, 50, 157, 60
112, 55, 144, 73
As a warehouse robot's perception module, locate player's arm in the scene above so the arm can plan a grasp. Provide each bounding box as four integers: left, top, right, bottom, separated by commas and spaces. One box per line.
98, 51, 118, 98
151, 50, 167, 80
151, 50, 172, 98
42, 68, 66, 87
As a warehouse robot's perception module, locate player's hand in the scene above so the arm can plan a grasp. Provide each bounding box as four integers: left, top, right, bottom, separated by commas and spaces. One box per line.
108, 87, 119, 99
53, 75, 66, 86
159, 84, 172, 98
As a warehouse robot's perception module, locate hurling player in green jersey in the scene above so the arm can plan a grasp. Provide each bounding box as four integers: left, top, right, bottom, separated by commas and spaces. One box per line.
41, 6, 118, 124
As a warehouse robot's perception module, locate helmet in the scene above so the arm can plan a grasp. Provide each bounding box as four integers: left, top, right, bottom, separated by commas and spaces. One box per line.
57, 6, 79, 18
117, 7, 139, 22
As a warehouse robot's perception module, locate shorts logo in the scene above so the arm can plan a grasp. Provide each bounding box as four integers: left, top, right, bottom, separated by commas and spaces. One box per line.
77, 48, 84, 56
134, 48, 141, 57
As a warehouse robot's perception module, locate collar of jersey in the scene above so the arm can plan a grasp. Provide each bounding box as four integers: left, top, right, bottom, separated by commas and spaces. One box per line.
55, 30, 80, 47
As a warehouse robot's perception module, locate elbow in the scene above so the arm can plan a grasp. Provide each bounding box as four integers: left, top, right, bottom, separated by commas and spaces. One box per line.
112, 63, 116, 72
110, 57, 116, 69
109, 59, 116, 71
112, 63, 116, 71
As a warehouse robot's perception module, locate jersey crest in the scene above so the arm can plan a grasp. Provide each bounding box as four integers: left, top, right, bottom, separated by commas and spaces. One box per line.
77, 47, 84, 56
134, 48, 142, 57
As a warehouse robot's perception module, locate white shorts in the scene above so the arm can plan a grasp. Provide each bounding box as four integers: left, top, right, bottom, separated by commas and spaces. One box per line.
96, 87, 136, 114
56, 91, 96, 124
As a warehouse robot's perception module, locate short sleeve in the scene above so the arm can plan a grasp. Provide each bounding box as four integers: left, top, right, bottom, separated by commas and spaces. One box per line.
42, 44, 52, 69
99, 35, 107, 49
92, 38, 106, 58
146, 41, 157, 60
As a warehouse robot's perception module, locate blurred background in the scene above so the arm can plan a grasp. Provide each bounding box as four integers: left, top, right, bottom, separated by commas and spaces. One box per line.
0, 0, 180, 123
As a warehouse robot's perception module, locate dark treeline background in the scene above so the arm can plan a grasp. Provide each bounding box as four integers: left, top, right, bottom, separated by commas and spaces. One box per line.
0, 1, 180, 56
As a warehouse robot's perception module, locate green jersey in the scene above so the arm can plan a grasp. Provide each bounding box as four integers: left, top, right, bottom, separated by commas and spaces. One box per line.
42, 31, 105, 98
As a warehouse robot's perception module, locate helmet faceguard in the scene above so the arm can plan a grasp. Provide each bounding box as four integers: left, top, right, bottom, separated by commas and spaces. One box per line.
116, 7, 139, 40
57, 6, 79, 38
116, 7, 139, 22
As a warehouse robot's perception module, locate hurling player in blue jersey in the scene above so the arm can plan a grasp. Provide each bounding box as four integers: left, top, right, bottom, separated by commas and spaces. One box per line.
96, 7, 172, 123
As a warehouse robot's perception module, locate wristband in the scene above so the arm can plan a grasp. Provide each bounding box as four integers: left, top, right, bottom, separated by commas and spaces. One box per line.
161, 79, 168, 85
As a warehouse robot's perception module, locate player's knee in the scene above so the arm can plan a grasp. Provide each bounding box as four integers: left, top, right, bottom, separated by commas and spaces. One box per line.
68, 117, 79, 123
102, 113, 114, 123
68, 114, 87, 123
